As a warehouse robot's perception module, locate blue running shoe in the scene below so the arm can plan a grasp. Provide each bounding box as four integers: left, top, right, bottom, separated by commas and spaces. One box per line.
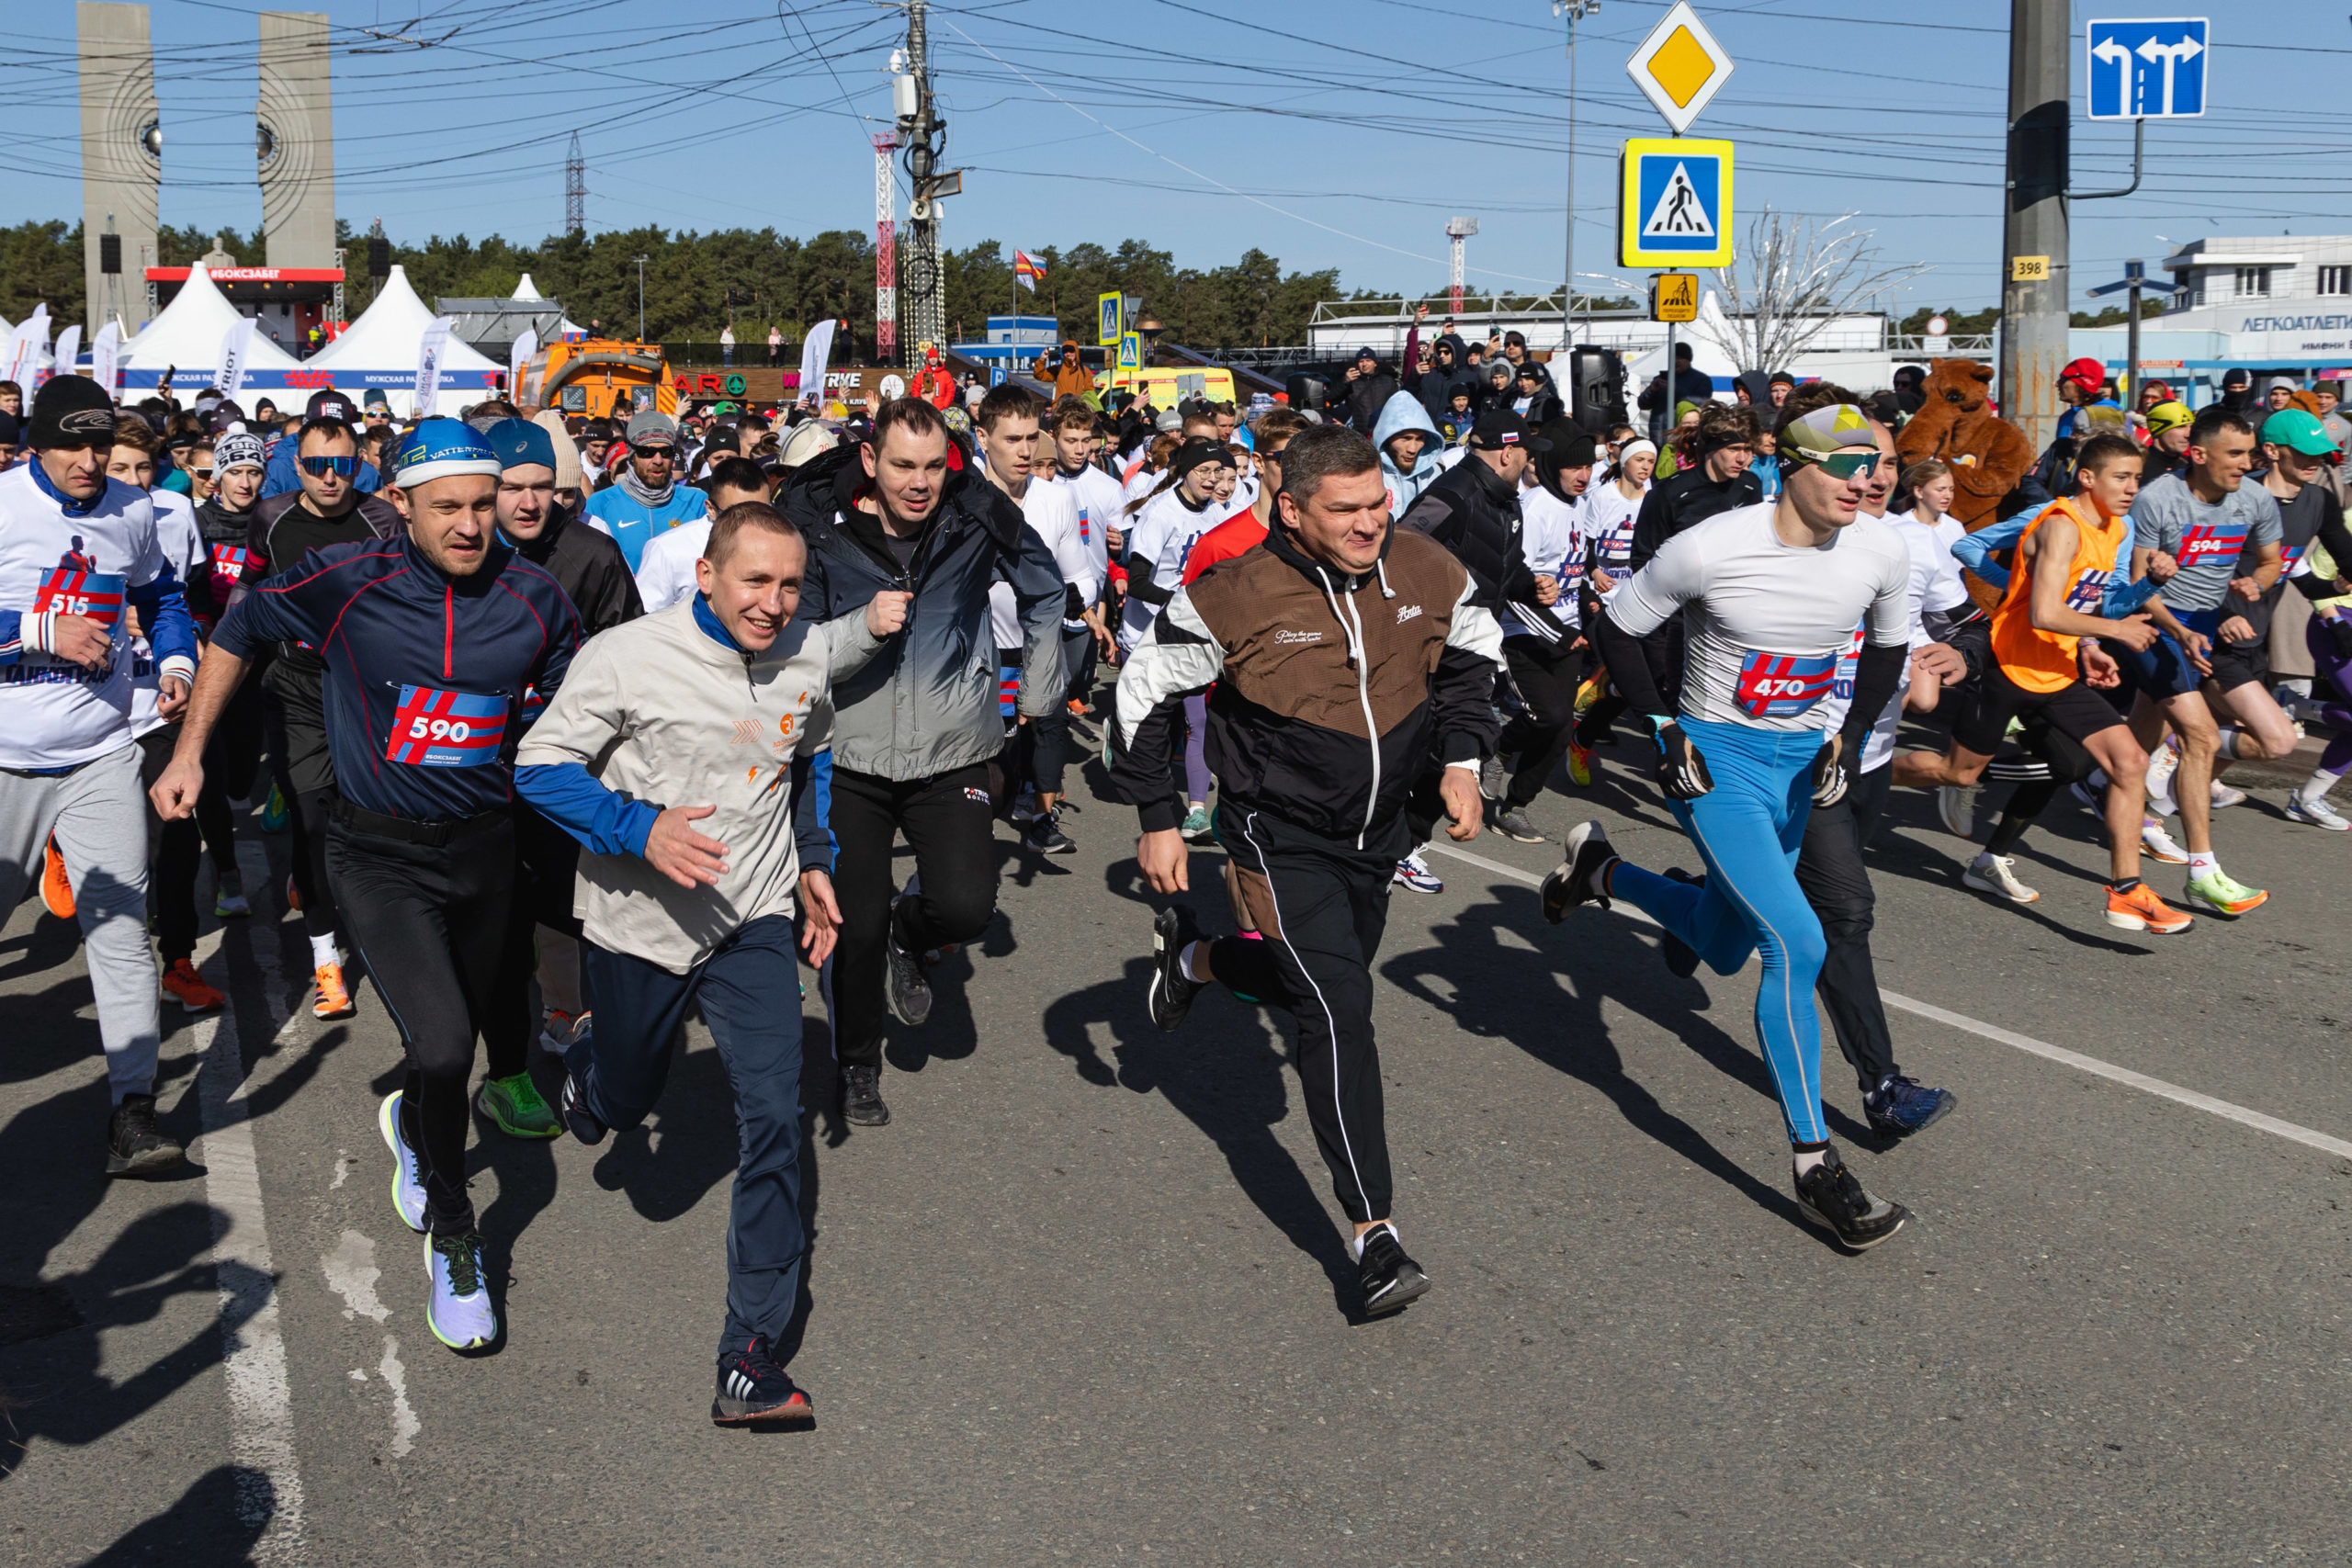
559, 1066, 608, 1145
1865, 1075, 1957, 1140
378, 1090, 427, 1233
713, 1337, 814, 1426
424, 1232, 497, 1350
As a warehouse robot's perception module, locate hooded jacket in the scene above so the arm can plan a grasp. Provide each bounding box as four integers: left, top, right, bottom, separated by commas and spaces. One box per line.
1398, 448, 1557, 645
1109, 515, 1503, 851
777, 440, 1064, 781
1374, 390, 1445, 515
508, 502, 642, 640
1415, 334, 1479, 424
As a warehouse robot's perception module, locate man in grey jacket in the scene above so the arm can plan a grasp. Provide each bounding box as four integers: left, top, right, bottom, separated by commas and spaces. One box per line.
516, 501, 908, 1425
778, 396, 1064, 1127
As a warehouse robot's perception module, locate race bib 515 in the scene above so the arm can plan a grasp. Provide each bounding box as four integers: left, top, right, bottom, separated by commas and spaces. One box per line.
386, 686, 507, 767
35, 569, 127, 626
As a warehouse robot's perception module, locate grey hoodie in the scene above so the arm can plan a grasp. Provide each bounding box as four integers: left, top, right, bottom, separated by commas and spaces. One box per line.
1374, 390, 1445, 514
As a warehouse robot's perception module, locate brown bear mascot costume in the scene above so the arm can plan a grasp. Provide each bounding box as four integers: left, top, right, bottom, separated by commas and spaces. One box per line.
1894, 358, 2035, 529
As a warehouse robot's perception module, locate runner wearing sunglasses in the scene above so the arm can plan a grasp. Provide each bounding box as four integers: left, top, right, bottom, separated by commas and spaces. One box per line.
1543, 389, 1917, 1252
237, 415, 402, 1017
260, 390, 379, 501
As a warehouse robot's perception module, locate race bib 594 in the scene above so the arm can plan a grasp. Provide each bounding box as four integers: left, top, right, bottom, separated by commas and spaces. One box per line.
386, 686, 507, 767
2176, 522, 2249, 567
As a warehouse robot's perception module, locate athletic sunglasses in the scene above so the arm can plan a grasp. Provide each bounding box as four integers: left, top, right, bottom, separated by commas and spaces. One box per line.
1788, 450, 1881, 480
191, 467, 215, 479
299, 455, 358, 478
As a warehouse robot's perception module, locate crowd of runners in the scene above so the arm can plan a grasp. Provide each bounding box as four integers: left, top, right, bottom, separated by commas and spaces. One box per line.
3, 333, 2346, 1422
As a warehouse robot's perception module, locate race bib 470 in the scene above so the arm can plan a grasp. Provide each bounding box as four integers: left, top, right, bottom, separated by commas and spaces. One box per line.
1735, 649, 1838, 718
35, 569, 127, 626
386, 686, 508, 767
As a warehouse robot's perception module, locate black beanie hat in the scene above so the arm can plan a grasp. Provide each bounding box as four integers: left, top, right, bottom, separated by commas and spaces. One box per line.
30, 374, 117, 449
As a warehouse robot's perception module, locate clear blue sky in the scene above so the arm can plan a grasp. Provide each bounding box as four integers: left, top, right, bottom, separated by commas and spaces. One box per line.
7, 0, 2346, 319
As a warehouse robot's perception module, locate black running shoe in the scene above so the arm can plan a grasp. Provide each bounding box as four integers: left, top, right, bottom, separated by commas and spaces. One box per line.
1355, 1223, 1430, 1316
1148, 905, 1204, 1032
1657, 867, 1703, 978
105, 1093, 183, 1179
712, 1337, 814, 1426
841, 1064, 890, 1127
1794, 1147, 1910, 1252
559, 1067, 608, 1145
1021, 812, 1077, 855
1865, 1075, 1957, 1140
1540, 821, 1617, 924
885, 901, 933, 1027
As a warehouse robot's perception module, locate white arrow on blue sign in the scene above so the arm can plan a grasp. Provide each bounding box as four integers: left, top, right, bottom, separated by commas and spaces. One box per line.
2086, 17, 2209, 120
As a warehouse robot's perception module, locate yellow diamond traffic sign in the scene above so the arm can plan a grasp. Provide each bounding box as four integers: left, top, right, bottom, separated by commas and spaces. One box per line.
1626, 1, 1735, 135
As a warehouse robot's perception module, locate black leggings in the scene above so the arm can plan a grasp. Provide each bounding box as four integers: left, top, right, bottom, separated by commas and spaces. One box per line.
1792, 761, 1898, 1094
330, 815, 515, 1235
480, 801, 585, 1082
1499, 637, 1583, 808
827, 762, 1000, 1069
138, 726, 240, 964
1984, 721, 2099, 858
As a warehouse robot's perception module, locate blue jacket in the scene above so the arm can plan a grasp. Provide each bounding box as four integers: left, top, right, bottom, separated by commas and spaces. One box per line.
212, 533, 582, 822
259, 440, 379, 500
1951, 502, 2161, 616
582, 482, 708, 573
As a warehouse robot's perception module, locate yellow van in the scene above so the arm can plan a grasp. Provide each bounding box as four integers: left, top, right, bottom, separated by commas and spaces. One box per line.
1101, 365, 1238, 407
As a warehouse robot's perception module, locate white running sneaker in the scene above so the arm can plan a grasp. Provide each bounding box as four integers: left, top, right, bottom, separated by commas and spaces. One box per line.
2144, 739, 2180, 818
378, 1090, 427, 1233
1937, 784, 1979, 839
1962, 852, 2039, 904
424, 1232, 498, 1350
2140, 818, 2190, 865
2209, 781, 2246, 809
2285, 792, 2351, 831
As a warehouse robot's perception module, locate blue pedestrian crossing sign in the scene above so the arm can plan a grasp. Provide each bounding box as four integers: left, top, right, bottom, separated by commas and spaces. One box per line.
1619, 137, 1734, 269
2086, 17, 2209, 119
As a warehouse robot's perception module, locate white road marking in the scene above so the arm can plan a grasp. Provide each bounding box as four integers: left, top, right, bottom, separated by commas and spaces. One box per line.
320, 1228, 422, 1458
328, 1148, 348, 1190
1420, 840, 2352, 1162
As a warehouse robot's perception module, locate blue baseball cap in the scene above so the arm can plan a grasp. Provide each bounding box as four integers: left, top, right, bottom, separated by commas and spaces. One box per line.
390, 418, 503, 489
483, 416, 557, 473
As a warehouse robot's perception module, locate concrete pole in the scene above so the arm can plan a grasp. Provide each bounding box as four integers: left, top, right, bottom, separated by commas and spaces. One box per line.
1998, 0, 2070, 453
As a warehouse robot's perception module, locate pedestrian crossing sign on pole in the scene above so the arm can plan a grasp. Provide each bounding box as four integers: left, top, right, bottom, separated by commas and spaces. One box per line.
1619, 137, 1735, 269
1118, 332, 1142, 371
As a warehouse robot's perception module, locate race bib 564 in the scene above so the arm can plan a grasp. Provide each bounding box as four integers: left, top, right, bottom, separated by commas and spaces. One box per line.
386, 686, 507, 767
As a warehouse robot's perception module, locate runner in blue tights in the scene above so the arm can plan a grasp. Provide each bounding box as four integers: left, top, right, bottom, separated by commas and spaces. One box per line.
1544, 389, 1916, 1251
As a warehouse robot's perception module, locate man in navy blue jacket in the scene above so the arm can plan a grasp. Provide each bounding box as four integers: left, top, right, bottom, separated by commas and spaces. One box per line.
153, 418, 581, 1354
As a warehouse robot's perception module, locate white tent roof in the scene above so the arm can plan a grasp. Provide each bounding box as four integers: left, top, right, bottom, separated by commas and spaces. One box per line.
119, 265, 300, 372
306, 265, 500, 374
512, 274, 542, 300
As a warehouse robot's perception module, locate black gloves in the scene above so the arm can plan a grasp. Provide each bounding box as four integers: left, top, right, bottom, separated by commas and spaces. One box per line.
1811, 734, 1851, 807
1653, 720, 1714, 800
2330, 616, 2352, 660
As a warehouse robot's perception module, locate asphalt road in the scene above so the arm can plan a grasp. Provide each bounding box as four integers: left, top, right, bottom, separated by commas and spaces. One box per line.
5, 716, 2350, 1567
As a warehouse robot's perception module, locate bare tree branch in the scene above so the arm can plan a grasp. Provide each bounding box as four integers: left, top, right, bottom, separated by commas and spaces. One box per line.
1701, 207, 1929, 373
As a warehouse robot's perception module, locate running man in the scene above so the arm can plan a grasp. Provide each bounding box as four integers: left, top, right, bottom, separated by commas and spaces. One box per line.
582, 412, 708, 572
1114, 424, 1504, 1315
1893, 434, 2188, 932
520, 502, 907, 1424
1544, 392, 1917, 1250
155, 420, 582, 1350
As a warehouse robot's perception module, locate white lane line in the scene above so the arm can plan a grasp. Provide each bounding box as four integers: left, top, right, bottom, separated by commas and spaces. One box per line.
192, 975, 310, 1562
1420, 840, 2352, 1162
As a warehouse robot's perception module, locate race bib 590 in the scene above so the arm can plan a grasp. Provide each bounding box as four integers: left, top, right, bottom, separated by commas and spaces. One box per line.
35, 569, 127, 626
386, 686, 507, 767
1735, 649, 1838, 718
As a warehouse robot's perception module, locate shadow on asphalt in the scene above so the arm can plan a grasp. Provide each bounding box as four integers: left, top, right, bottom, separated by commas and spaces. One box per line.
77, 1461, 274, 1565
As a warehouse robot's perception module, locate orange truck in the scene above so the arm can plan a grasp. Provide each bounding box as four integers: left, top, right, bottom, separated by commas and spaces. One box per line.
515, 339, 679, 420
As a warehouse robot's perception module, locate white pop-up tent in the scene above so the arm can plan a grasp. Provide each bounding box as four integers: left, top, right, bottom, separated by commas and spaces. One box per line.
116, 264, 301, 391
1623, 288, 1742, 398
511, 272, 588, 339
304, 265, 503, 416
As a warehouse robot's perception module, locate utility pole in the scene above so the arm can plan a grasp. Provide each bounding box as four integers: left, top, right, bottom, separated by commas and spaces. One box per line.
873, 132, 899, 367
897, 0, 949, 369
565, 130, 585, 239
1998, 0, 2069, 453
634, 254, 647, 343
1555, 0, 1600, 355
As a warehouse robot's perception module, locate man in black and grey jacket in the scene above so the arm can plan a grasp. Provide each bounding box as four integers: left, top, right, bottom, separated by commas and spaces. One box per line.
777, 396, 1064, 1127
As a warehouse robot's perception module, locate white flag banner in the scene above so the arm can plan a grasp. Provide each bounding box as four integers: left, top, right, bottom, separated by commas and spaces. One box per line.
90, 321, 122, 397
215, 317, 257, 396
3, 309, 44, 389
414, 316, 453, 416
51, 325, 81, 389
509, 327, 538, 401
796, 318, 837, 406
22, 305, 51, 395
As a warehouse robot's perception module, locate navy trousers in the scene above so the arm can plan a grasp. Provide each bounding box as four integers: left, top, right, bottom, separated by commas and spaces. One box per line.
574, 914, 808, 1363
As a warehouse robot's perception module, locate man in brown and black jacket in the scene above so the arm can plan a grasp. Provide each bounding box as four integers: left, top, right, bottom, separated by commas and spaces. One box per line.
1108, 423, 1504, 1317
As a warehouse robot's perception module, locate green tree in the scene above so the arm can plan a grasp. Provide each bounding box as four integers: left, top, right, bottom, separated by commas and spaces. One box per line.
0, 221, 86, 326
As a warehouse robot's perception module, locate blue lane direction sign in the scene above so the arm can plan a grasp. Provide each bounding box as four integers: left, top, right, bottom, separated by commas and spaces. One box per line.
2086, 17, 2209, 119
1619, 138, 1734, 269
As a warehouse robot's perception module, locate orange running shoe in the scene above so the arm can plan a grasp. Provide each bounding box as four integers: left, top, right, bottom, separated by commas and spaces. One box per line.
2104, 881, 2193, 936
1066, 696, 1089, 719
285, 874, 302, 913
161, 957, 225, 1013
40, 837, 74, 919
312, 960, 356, 1020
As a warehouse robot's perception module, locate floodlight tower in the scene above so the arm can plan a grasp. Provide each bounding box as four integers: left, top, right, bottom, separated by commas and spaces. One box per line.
1445, 216, 1479, 316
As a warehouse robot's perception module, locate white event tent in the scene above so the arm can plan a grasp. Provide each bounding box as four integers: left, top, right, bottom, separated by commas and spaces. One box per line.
304, 265, 503, 416
512, 273, 588, 339
117, 264, 301, 392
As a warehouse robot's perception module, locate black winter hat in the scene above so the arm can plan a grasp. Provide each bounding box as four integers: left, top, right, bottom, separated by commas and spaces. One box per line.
29, 373, 117, 449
